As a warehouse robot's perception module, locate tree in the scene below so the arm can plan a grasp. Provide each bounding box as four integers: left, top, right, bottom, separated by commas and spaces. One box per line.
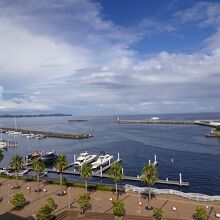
46, 197, 57, 211
11, 192, 26, 209
54, 154, 68, 194
112, 200, 126, 219
32, 157, 45, 191
10, 155, 23, 188
77, 193, 91, 215
141, 164, 158, 210
193, 206, 208, 220
108, 161, 124, 200
153, 208, 163, 220
0, 149, 4, 163
80, 162, 92, 193
36, 204, 53, 220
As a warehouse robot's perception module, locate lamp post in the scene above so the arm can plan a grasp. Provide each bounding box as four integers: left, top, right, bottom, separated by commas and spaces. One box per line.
7, 184, 10, 204
68, 187, 71, 208
100, 157, 103, 178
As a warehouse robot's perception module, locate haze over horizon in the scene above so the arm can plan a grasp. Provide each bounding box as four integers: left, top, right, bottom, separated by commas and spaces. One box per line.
0, 0, 220, 115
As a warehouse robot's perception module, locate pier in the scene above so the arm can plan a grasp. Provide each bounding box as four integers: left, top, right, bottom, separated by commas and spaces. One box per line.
0, 127, 93, 139
43, 168, 188, 187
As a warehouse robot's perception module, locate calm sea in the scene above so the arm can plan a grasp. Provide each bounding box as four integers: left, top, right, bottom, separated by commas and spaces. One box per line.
0, 112, 220, 195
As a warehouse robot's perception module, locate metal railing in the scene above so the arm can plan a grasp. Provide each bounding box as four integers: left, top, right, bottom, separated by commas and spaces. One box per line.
125, 184, 220, 202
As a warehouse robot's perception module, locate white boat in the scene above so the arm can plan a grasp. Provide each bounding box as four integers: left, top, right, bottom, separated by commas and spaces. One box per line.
74, 151, 97, 167
91, 153, 113, 169
0, 140, 8, 149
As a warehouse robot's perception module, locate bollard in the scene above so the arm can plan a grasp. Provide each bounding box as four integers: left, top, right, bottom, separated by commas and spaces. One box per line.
179, 173, 182, 185
117, 152, 120, 161
154, 155, 157, 163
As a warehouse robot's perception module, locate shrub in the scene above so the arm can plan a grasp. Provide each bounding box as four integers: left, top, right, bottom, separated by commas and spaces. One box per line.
193, 206, 208, 220
46, 197, 57, 211
112, 200, 126, 218
77, 193, 91, 215
11, 192, 26, 209
153, 208, 163, 220
36, 204, 53, 220
216, 125, 220, 132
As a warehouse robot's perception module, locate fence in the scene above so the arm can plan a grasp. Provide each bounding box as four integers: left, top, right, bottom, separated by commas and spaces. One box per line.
125, 184, 220, 202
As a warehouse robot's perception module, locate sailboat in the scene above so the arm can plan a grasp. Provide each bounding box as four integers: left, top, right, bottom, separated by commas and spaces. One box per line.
11, 117, 22, 135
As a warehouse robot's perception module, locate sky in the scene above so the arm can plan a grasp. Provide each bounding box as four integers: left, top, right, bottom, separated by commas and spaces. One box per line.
0, 0, 220, 115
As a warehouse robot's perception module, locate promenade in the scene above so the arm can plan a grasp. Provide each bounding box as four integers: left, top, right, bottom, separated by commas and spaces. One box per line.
0, 177, 220, 219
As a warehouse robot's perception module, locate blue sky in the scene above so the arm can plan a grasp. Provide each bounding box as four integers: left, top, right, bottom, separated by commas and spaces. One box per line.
0, 0, 220, 115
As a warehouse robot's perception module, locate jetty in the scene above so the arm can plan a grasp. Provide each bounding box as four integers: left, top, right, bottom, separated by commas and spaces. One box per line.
115, 119, 195, 125
0, 127, 93, 139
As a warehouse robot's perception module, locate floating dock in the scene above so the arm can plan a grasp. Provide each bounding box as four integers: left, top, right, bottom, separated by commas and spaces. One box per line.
0, 127, 93, 139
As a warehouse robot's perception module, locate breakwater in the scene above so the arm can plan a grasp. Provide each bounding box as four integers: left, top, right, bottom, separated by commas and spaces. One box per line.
115, 119, 195, 125
0, 127, 93, 139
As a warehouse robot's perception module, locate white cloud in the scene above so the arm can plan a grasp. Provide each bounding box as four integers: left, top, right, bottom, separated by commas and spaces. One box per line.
0, 0, 220, 114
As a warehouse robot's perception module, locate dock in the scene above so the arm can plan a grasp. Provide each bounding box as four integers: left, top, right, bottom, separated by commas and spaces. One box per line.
43, 168, 188, 187
0, 127, 93, 139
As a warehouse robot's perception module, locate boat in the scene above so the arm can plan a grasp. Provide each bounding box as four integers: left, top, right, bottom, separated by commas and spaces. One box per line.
74, 151, 97, 167
41, 150, 58, 164
25, 151, 42, 166
0, 139, 8, 149
91, 152, 113, 169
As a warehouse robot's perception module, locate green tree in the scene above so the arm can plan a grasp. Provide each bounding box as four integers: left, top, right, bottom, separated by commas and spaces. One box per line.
36, 204, 53, 220
11, 192, 26, 209
0, 149, 4, 163
32, 157, 45, 191
153, 208, 163, 220
54, 154, 68, 194
80, 162, 92, 193
141, 164, 158, 210
10, 155, 23, 188
193, 206, 208, 220
46, 197, 57, 211
77, 193, 91, 215
112, 200, 126, 219
108, 161, 124, 200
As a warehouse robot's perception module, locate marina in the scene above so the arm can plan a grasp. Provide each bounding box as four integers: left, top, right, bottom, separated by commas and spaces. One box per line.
0, 113, 219, 195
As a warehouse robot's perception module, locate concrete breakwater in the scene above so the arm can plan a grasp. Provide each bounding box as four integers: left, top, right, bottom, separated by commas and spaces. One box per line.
115, 119, 195, 125
0, 127, 93, 139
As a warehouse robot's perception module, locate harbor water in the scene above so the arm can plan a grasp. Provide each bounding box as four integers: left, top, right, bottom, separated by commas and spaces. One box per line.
0, 112, 220, 195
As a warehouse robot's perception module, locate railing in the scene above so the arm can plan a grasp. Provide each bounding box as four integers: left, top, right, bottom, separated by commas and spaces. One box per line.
125, 184, 220, 202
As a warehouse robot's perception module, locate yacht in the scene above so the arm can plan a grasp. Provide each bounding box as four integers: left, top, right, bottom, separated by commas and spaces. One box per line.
25, 151, 42, 166
91, 153, 113, 169
41, 150, 58, 164
74, 151, 97, 167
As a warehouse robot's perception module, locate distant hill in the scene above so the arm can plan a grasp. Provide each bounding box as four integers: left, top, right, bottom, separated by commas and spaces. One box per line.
0, 113, 72, 118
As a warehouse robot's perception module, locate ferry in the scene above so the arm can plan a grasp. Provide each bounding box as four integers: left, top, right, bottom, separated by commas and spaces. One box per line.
74, 151, 97, 167
91, 153, 113, 169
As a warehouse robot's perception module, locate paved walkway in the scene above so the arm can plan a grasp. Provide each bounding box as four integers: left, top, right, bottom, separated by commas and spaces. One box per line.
0, 177, 220, 220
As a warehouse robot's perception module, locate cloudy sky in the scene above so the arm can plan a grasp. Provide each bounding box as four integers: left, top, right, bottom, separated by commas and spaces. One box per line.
0, 0, 220, 115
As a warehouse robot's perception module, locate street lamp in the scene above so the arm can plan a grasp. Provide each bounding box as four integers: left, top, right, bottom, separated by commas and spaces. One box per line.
68, 187, 71, 208
100, 157, 103, 177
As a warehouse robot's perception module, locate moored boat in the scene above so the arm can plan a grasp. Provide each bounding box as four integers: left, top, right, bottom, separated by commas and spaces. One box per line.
25, 151, 42, 166
74, 151, 97, 167
91, 152, 113, 169
41, 150, 58, 164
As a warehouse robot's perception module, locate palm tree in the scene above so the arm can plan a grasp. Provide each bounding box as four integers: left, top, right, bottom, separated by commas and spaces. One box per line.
32, 157, 45, 191
0, 149, 4, 164
54, 154, 68, 194
80, 162, 92, 193
10, 155, 24, 188
108, 161, 124, 200
141, 164, 158, 210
